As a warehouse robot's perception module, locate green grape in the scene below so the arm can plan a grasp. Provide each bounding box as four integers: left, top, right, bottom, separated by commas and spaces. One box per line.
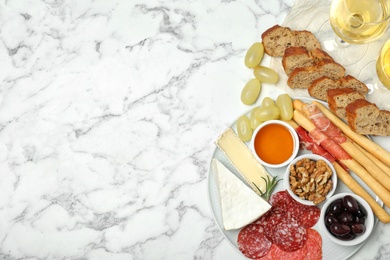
241, 79, 261, 105
276, 94, 293, 121
249, 107, 263, 129
262, 97, 276, 107
244, 42, 264, 68
253, 66, 279, 84
236, 115, 253, 142
255, 105, 280, 121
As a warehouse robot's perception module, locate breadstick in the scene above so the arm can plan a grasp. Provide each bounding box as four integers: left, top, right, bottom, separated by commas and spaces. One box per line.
293, 109, 390, 208
353, 141, 390, 177
312, 101, 390, 166
293, 99, 305, 111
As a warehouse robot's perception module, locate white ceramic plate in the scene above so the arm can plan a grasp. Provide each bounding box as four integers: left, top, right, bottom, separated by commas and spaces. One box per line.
207, 87, 385, 260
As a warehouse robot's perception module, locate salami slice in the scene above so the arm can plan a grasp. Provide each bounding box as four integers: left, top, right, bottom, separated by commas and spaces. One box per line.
237, 223, 272, 259
261, 230, 322, 260
257, 244, 280, 260
288, 200, 321, 228
256, 208, 285, 242
269, 190, 293, 212
304, 229, 322, 260
272, 218, 307, 252
269, 242, 307, 260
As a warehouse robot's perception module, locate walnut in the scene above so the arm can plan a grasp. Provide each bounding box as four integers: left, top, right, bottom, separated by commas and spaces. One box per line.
289, 158, 333, 205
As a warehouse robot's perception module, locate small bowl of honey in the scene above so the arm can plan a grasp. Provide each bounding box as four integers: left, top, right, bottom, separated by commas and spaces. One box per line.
251, 120, 299, 168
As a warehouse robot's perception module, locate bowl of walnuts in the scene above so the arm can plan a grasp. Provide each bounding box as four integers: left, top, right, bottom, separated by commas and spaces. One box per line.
284, 154, 338, 206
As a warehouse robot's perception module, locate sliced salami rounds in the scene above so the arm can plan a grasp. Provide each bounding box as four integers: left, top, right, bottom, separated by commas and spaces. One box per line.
272, 218, 307, 251
237, 224, 272, 259
259, 229, 322, 260
269, 189, 294, 211
288, 198, 321, 228
238, 190, 322, 259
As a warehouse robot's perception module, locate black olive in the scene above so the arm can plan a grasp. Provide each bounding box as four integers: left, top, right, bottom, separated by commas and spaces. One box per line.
330, 223, 351, 236
337, 232, 356, 241
353, 215, 366, 225
339, 211, 353, 224
330, 199, 344, 214
351, 223, 366, 235
343, 195, 359, 213
325, 212, 339, 226
356, 205, 367, 218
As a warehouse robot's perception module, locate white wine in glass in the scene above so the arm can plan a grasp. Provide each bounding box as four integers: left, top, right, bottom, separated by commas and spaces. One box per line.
330, 0, 390, 44
377, 39, 390, 89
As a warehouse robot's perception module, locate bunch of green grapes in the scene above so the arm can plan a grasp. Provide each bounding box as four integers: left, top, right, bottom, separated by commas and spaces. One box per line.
241, 42, 279, 105
237, 94, 293, 142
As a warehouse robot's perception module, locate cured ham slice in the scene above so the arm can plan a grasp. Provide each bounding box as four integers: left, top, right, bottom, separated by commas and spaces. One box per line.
303, 104, 347, 144
295, 125, 349, 171
309, 128, 352, 160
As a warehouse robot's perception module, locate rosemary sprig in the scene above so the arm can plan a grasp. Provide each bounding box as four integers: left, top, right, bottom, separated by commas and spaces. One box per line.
253, 175, 282, 201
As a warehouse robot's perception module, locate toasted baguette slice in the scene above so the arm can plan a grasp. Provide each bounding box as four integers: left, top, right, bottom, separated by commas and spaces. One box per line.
287, 60, 345, 89
261, 25, 321, 57
308, 76, 339, 100
346, 99, 390, 136
308, 75, 368, 101
282, 47, 334, 76
282, 46, 313, 75
327, 88, 366, 120
294, 30, 321, 51
310, 48, 334, 62
339, 75, 369, 94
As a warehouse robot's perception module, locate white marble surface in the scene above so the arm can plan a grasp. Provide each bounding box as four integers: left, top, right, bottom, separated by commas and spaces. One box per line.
0, 0, 389, 259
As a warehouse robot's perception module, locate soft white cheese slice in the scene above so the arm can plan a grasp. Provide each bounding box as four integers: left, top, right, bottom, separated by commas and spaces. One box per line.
215, 128, 271, 196
212, 158, 271, 231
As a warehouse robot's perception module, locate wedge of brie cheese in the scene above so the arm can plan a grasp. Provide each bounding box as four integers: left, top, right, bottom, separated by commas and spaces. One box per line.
215, 128, 271, 196
212, 158, 271, 230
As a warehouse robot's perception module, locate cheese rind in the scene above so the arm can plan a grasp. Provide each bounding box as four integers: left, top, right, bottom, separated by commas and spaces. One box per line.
212, 159, 271, 230
215, 128, 271, 195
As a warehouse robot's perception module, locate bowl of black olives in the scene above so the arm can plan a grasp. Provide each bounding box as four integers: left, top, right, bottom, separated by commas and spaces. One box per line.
320, 192, 374, 246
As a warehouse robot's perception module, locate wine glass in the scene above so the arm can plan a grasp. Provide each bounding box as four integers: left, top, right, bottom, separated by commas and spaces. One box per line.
319, 0, 390, 65
376, 39, 390, 89
330, 0, 390, 44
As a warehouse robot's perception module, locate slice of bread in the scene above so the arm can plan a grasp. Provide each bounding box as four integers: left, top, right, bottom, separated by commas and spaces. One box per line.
339, 75, 369, 94
287, 60, 345, 89
327, 88, 366, 120
282, 46, 314, 76
261, 25, 321, 57
346, 99, 390, 136
282, 47, 334, 76
308, 75, 368, 101
294, 30, 321, 51
308, 76, 339, 100
309, 48, 334, 62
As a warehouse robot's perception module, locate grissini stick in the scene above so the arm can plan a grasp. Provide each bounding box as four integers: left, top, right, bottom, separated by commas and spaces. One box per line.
353, 141, 390, 177
293, 109, 390, 208
312, 100, 390, 167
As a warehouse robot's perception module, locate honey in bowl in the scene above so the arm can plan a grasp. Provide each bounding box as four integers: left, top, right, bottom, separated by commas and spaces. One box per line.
253, 122, 294, 165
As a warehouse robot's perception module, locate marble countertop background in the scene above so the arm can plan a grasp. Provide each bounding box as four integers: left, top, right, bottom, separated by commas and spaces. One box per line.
0, 0, 389, 259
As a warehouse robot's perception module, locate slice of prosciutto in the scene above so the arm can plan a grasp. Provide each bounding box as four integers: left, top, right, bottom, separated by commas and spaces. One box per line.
303, 104, 348, 145
295, 125, 349, 171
